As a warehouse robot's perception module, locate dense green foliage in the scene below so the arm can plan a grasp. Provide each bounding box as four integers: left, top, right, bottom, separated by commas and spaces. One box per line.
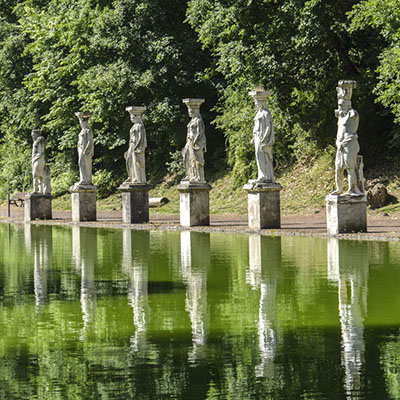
1, 0, 400, 195
349, 0, 400, 146
0, 0, 222, 197
186, 0, 397, 184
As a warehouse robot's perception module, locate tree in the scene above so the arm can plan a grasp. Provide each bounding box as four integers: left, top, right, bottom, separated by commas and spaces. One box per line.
0, 0, 223, 197
187, 0, 394, 184
349, 0, 400, 148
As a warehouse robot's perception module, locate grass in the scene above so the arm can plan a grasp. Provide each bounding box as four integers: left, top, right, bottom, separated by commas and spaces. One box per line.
144, 151, 336, 216
279, 150, 336, 214
6, 151, 400, 217
149, 176, 247, 215
105, 154, 335, 216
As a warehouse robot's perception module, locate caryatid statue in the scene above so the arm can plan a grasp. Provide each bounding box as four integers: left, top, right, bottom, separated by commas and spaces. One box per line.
331, 80, 363, 196
75, 112, 94, 186
181, 98, 206, 183
249, 89, 275, 183
124, 106, 147, 184
31, 129, 46, 193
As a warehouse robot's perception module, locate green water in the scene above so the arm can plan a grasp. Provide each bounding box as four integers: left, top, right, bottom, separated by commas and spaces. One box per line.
0, 224, 400, 399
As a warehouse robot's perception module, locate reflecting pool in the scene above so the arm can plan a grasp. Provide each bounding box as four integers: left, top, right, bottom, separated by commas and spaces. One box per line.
1, 223, 400, 399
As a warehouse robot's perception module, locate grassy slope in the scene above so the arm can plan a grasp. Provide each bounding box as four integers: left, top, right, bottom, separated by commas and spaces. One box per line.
29, 153, 400, 217
143, 151, 338, 216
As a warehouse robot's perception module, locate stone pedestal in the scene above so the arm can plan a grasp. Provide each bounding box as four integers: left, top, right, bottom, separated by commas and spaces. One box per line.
24, 193, 52, 222
177, 182, 212, 227
244, 182, 282, 230
69, 185, 98, 222
119, 183, 154, 224
326, 194, 367, 235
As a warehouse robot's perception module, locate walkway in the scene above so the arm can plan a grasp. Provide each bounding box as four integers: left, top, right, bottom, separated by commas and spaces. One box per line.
1, 206, 400, 241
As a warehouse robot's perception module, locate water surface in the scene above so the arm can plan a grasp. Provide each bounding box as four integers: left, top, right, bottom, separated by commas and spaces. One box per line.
0, 223, 400, 399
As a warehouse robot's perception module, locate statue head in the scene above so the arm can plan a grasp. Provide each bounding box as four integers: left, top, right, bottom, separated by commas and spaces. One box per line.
182, 98, 205, 119
336, 80, 357, 102
31, 129, 44, 142
126, 106, 146, 123
75, 112, 92, 129
188, 108, 201, 118
249, 88, 272, 111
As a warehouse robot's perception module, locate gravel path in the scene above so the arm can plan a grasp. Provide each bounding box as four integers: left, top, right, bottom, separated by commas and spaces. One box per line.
1, 206, 400, 241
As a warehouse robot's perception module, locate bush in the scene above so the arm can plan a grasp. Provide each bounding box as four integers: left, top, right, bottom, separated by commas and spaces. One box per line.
166, 149, 185, 182
0, 132, 31, 198
93, 169, 122, 199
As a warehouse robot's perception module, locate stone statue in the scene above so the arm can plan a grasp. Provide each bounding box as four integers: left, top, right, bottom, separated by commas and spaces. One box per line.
124, 106, 147, 184
331, 81, 363, 196
75, 112, 94, 186
249, 89, 275, 183
31, 129, 46, 194
181, 98, 206, 183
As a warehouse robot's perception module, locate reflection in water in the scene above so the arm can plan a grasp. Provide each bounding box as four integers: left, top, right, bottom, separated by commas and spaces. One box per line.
122, 229, 150, 353
72, 226, 81, 271
328, 238, 369, 399
24, 224, 53, 308
247, 235, 282, 378
180, 231, 210, 363
3, 223, 400, 399
72, 226, 97, 339
23, 223, 32, 254
247, 234, 262, 289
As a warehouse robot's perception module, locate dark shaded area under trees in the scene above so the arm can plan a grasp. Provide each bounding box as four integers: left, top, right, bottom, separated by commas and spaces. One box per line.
0, 0, 400, 197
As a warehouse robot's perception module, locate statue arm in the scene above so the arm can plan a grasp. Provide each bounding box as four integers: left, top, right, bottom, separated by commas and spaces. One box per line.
263, 122, 275, 146
32, 154, 43, 162
187, 121, 195, 141
256, 112, 274, 146
348, 109, 357, 118
253, 115, 260, 136
82, 129, 94, 155
191, 119, 206, 151
133, 125, 146, 152
32, 142, 45, 161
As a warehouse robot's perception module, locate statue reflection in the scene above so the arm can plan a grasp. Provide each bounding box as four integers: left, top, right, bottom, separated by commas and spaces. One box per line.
72, 226, 97, 339
72, 225, 81, 271
24, 223, 32, 254
24, 224, 53, 309
327, 238, 369, 399
247, 234, 281, 378
180, 231, 210, 363
122, 229, 150, 353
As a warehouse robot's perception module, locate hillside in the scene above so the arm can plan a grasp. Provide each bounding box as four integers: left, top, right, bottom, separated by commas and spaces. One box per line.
46, 152, 400, 218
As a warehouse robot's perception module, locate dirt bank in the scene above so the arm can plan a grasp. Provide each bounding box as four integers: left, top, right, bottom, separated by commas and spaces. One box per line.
1, 206, 400, 241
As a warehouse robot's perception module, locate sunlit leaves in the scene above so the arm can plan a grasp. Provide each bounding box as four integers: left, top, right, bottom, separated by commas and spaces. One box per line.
0, 0, 220, 195
350, 0, 400, 133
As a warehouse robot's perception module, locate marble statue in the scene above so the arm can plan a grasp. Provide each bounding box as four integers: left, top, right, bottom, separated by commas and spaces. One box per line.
249, 89, 275, 183
31, 129, 46, 194
331, 80, 363, 196
124, 106, 147, 184
181, 98, 206, 183
75, 112, 94, 186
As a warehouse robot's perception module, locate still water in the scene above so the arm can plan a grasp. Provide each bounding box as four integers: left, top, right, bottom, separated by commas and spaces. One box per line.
0, 224, 400, 399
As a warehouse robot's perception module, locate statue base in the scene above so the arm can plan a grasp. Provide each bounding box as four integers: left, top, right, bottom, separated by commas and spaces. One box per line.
325, 193, 367, 235
69, 184, 98, 222
119, 183, 154, 223
243, 181, 282, 229
177, 181, 212, 227
24, 193, 52, 222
